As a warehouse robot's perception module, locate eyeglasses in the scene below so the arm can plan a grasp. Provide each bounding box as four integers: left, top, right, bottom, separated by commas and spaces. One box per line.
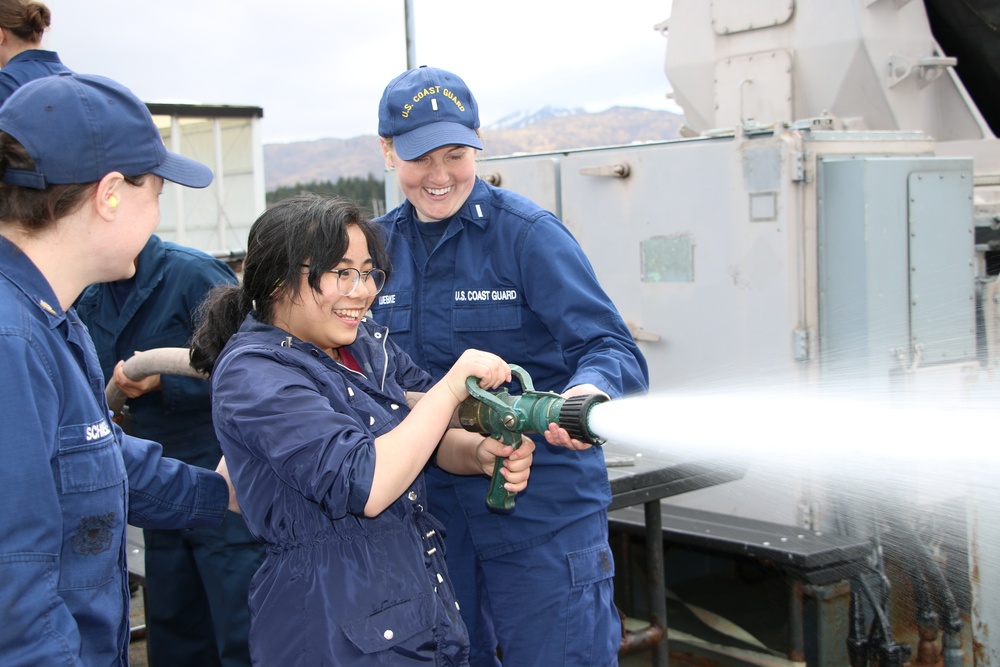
301, 265, 387, 297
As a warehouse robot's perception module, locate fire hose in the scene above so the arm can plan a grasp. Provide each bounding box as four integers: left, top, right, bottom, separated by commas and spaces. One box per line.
105, 351, 609, 512
105, 347, 205, 418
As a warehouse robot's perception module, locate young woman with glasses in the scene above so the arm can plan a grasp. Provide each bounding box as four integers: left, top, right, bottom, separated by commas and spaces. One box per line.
188, 192, 536, 666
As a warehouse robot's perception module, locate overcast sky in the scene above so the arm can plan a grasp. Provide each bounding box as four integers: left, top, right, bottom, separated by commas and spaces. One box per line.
44, 1, 678, 145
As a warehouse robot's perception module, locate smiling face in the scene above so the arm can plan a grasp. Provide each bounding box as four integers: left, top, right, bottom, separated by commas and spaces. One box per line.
271, 224, 376, 357
390, 143, 478, 222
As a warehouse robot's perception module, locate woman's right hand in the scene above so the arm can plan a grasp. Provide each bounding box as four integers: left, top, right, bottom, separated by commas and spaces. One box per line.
112, 358, 161, 398
443, 349, 511, 401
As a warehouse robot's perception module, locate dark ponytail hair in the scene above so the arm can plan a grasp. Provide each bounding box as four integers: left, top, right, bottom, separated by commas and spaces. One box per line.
189, 192, 390, 375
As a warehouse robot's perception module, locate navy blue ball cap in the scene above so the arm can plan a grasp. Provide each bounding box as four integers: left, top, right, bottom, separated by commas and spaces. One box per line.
378, 66, 483, 160
0, 72, 213, 189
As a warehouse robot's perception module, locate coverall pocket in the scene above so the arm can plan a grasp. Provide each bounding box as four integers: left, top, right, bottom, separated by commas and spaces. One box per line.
567, 543, 616, 586
563, 543, 618, 664
341, 593, 435, 654
372, 290, 413, 333
452, 302, 522, 333
57, 424, 126, 493
451, 302, 529, 363
56, 426, 126, 589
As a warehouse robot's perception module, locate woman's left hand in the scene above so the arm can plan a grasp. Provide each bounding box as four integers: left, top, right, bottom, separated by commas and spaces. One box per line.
543, 384, 609, 450
477, 434, 534, 492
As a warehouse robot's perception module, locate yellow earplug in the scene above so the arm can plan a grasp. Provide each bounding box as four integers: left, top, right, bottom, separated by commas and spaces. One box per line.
108, 195, 118, 208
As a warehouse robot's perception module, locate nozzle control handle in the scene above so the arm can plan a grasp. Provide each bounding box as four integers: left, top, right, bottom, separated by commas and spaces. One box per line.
459, 365, 608, 511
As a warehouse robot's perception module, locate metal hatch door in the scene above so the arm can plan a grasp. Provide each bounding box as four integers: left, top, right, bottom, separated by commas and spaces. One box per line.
817, 155, 975, 380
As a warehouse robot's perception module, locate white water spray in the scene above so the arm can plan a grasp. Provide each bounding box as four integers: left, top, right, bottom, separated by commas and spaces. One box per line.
590, 387, 997, 465
588, 383, 1000, 504
587, 382, 1000, 659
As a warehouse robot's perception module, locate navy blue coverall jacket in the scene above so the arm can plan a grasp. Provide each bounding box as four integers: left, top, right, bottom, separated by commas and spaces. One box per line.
210, 314, 470, 665
372, 178, 649, 558
372, 178, 649, 664
0, 234, 229, 666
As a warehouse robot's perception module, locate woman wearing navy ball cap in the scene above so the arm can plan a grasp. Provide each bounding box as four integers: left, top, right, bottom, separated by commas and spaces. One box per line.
0, 72, 238, 666
372, 66, 649, 666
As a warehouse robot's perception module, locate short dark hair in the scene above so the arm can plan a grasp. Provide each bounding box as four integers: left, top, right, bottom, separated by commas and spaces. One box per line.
0, 131, 146, 233
190, 192, 390, 375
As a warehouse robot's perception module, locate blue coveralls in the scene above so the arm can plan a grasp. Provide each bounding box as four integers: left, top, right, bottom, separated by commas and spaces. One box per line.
372, 178, 650, 666
0, 49, 72, 105
76, 235, 264, 667
210, 314, 471, 666
0, 235, 230, 666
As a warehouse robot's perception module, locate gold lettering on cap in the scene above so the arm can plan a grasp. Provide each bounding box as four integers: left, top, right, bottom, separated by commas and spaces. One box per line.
400, 85, 472, 118
410, 86, 442, 105
442, 88, 466, 112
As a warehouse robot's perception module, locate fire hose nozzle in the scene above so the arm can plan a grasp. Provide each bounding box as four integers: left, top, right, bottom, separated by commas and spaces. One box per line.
458, 365, 609, 510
